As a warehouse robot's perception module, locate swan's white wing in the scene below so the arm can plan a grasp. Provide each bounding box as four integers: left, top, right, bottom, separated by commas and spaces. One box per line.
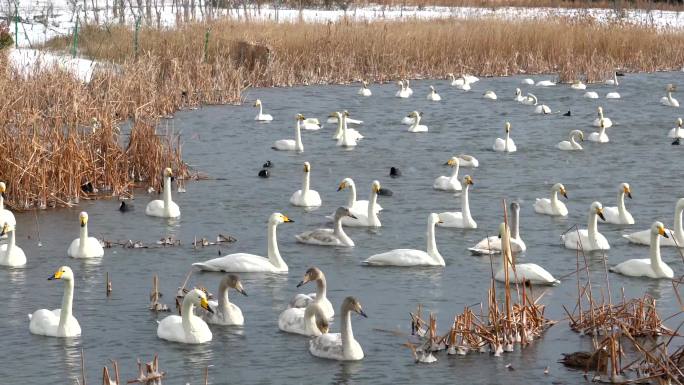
610, 259, 654, 277
623, 229, 677, 246
157, 315, 184, 342
533, 198, 552, 215
309, 333, 344, 360
438, 212, 464, 228
364, 249, 438, 266
469, 236, 502, 255
29, 309, 60, 336
557, 141, 573, 151
278, 307, 308, 335
273, 139, 296, 151
493, 138, 506, 152
602, 207, 625, 225
295, 229, 342, 246
561, 229, 588, 250
192, 253, 276, 272
289, 293, 316, 308
516, 264, 559, 285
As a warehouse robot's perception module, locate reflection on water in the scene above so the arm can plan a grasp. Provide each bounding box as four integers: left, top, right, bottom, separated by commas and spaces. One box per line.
334, 361, 363, 385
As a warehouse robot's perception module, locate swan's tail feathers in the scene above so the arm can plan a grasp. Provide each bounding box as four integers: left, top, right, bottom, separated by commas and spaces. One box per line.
608, 265, 617, 273
28, 313, 32, 320
552, 279, 561, 286
191, 262, 217, 271
468, 247, 495, 255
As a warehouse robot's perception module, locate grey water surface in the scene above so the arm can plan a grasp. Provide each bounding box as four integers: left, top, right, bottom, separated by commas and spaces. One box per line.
2, 73, 684, 384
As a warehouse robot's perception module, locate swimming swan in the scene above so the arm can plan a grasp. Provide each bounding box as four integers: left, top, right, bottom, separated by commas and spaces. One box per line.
67, 212, 104, 259
342, 181, 383, 227
593, 107, 613, 128
29, 266, 81, 337
456, 154, 479, 168
605, 71, 619, 86
0, 223, 26, 267
200, 275, 247, 326
438, 175, 477, 229
661, 84, 679, 107
558, 130, 584, 151
668, 118, 684, 139
330, 178, 382, 226
602, 183, 634, 225
395, 80, 410, 98
427, 86, 442, 101
606, 91, 621, 99
469, 202, 526, 255
0, 182, 16, 227
584, 91, 599, 99
561, 202, 610, 251
534, 183, 568, 216
495, 223, 559, 285
521, 78, 534, 85
272, 114, 305, 152
610, 222, 673, 279
309, 297, 367, 361
433, 157, 462, 192
588, 119, 609, 143
570, 80, 586, 90
404, 79, 414, 95
536, 79, 556, 87
358, 81, 372, 97
363, 213, 444, 266
254, 99, 273, 121
407, 111, 428, 133
493, 122, 517, 152
288, 267, 335, 320
192, 213, 294, 273
483, 91, 497, 100
519, 92, 537, 105
331, 111, 363, 142
296, 207, 356, 247
514, 88, 526, 102
623, 198, 684, 247
157, 288, 213, 344
145, 167, 181, 218
290, 162, 322, 207
534, 104, 552, 114
278, 301, 329, 336
337, 112, 359, 148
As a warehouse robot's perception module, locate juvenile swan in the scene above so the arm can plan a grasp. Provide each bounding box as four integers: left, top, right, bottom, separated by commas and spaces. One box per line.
29, 266, 81, 337
288, 267, 335, 320
200, 275, 247, 326
145, 168, 181, 218
469, 202, 526, 255
296, 207, 356, 247
67, 212, 104, 259
309, 297, 367, 361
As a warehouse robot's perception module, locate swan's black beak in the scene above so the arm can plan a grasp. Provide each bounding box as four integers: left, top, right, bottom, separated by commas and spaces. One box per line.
597, 211, 606, 221
358, 309, 368, 318
348, 213, 358, 219
627, 192, 632, 199
237, 288, 248, 296
562, 192, 568, 199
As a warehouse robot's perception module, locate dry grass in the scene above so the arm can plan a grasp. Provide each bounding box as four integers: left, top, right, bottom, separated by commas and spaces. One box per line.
352, 0, 684, 11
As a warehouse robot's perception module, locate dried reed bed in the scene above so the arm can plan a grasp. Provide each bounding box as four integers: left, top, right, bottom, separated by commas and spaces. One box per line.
353, 0, 684, 12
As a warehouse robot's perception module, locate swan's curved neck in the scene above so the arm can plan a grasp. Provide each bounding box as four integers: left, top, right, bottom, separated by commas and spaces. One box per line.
334, 216, 352, 245
341, 114, 349, 143
346, 183, 357, 208
551, 190, 560, 210
617, 191, 626, 218
462, 185, 472, 222
302, 172, 310, 194
588, 211, 599, 246
79, 223, 88, 254
449, 163, 460, 180
218, 281, 231, 314
426, 221, 443, 264
674, 204, 684, 243
295, 121, 303, 152
181, 296, 197, 334
570, 132, 580, 147
410, 114, 421, 129
504, 130, 510, 151
334, 116, 343, 139
267, 222, 287, 270
668, 91, 674, 103
511, 208, 520, 240
163, 175, 172, 215
304, 305, 321, 335
368, 190, 380, 227
341, 308, 356, 356
314, 276, 327, 304
0, 194, 4, 210
649, 230, 666, 274
258, 103, 264, 116
59, 278, 75, 332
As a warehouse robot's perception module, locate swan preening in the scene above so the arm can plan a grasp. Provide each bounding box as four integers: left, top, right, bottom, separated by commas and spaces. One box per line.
593, 106, 613, 128
358, 80, 372, 97
668, 118, 684, 139
602, 183, 634, 225
589, 119, 610, 143
660, 84, 679, 107
433, 157, 462, 192
309, 296, 366, 361
493, 122, 517, 152
290, 161, 322, 207
624, 198, 684, 247
67, 212, 104, 259
272, 114, 305, 152
407, 111, 428, 133
0, 182, 16, 227
145, 168, 181, 218
157, 288, 213, 344
495, 223, 559, 286
427, 86, 442, 101
483, 90, 497, 100
254, 99, 273, 121
469, 202, 526, 255
438, 175, 477, 228
0, 223, 26, 267
192, 213, 293, 273
332, 178, 382, 227
278, 301, 328, 336
201, 275, 247, 326
610, 222, 674, 279
561, 202, 610, 251
557, 130, 584, 151
289, 267, 335, 320
29, 266, 81, 337
296, 207, 356, 247
363, 213, 444, 266
534, 183, 568, 216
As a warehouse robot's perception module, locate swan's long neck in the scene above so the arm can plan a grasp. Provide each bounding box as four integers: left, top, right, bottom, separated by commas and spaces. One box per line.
0, 194, 4, 210
59, 278, 75, 332
218, 281, 230, 315
334, 116, 343, 139
570, 132, 580, 148
163, 175, 172, 215
674, 204, 684, 243
511, 208, 520, 240
649, 230, 666, 275
462, 184, 472, 222
410, 114, 420, 130
181, 297, 196, 334
617, 191, 627, 219
302, 171, 310, 195
346, 183, 357, 208
599, 124, 606, 137
295, 121, 303, 152
588, 211, 599, 247
341, 308, 356, 356
333, 215, 352, 245
314, 276, 327, 304
449, 163, 460, 181
426, 221, 443, 263
668, 91, 674, 104
551, 190, 560, 211
613, 72, 618, 86
267, 222, 287, 270
7, 228, 15, 253
368, 190, 380, 227
504, 130, 510, 151
341, 114, 349, 143
304, 305, 320, 335
79, 223, 88, 255
258, 103, 264, 116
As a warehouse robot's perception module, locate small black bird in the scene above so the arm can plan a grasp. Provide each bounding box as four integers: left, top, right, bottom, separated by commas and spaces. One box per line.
263, 160, 273, 168
258, 169, 270, 178
378, 188, 393, 197
119, 201, 133, 212
81, 182, 94, 194
390, 167, 401, 178
673, 138, 680, 145
563, 110, 571, 117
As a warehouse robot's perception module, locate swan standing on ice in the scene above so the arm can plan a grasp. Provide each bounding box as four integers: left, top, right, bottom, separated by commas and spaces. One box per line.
407, 111, 428, 133
483, 91, 497, 100
623, 198, 684, 246
561, 202, 610, 251
192, 213, 294, 273
331, 178, 382, 226
272, 114, 305, 152
253, 99, 273, 121
668, 118, 684, 139
558, 130, 584, 151
495, 223, 559, 285
602, 183, 634, 225
570, 80, 586, 90
288, 267, 335, 320
493, 122, 517, 152
610, 222, 673, 279
0, 223, 26, 267
438, 175, 477, 228
29, 266, 81, 337
67, 212, 104, 259
427, 86, 441, 101
433, 157, 462, 192
469, 202, 526, 255
358, 81, 372, 96
534, 183, 568, 216
589, 119, 610, 143
396, 81, 410, 98
309, 297, 367, 361
157, 289, 213, 344
200, 275, 247, 326
296, 207, 356, 247
0, 182, 16, 227
593, 106, 613, 127
145, 167, 181, 218
584, 91, 599, 99
290, 162, 322, 207
661, 84, 679, 107
363, 213, 445, 266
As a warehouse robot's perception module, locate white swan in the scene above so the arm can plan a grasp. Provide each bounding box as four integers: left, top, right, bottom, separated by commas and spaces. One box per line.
623, 198, 684, 247
278, 302, 328, 336
668, 118, 684, 139
192, 213, 293, 273
0, 223, 26, 267
358, 80, 372, 97
288, 267, 335, 320
561, 202, 610, 251
296, 207, 355, 247
661, 84, 679, 107
584, 91, 599, 99
514, 88, 525, 102
495, 223, 559, 286
483, 91, 497, 100
592, 106, 613, 127
456, 154, 479, 168
463, 74, 479, 83
407, 111, 428, 133
427, 86, 441, 101
330, 112, 363, 141
536, 79, 556, 87
309, 297, 366, 361
557, 130, 584, 151
570, 80, 586, 90
404, 79, 414, 95
200, 275, 247, 326
327, 111, 362, 125
521, 78, 535, 85
67, 212, 104, 259
455, 77, 471, 91
302, 118, 322, 131
605, 71, 619, 86
157, 289, 213, 344
603, 183, 634, 225
337, 112, 359, 148
272, 114, 305, 152
145, 167, 181, 218
493, 122, 517, 152
610, 222, 674, 279
0, 182, 16, 227
364, 213, 444, 266
606, 91, 621, 99
588, 119, 609, 143
290, 162, 322, 207
401, 111, 418, 125
29, 266, 81, 337
519, 92, 537, 106
331, 178, 382, 226
438, 175, 477, 229
469, 202, 526, 255
433, 157, 462, 192
449, 73, 464, 86
253, 99, 273, 121
342, 181, 382, 227
534, 104, 552, 114
395, 80, 410, 98
534, 183, 568, 216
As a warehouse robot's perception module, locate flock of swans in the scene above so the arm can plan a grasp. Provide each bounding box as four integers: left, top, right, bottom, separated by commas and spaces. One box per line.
3, 71, 683, 368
